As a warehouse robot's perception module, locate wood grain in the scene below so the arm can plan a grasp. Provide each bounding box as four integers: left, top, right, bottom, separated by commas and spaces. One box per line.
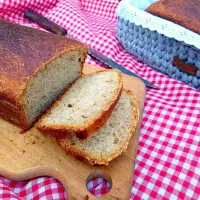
0, 64, 146, 200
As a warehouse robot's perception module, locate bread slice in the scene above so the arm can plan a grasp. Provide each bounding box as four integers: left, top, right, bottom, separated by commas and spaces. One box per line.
57, 90, 139, 165
37, 69, 123, 139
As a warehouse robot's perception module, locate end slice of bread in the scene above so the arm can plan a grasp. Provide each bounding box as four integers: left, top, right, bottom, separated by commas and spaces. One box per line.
37, 69, 123, 139
57, 90, 139, 165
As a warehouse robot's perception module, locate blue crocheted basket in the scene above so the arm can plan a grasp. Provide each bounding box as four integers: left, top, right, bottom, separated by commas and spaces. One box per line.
116, 17, 200, 90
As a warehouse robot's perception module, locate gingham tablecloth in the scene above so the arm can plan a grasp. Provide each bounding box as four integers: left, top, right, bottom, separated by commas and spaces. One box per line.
0, 0, 200, 199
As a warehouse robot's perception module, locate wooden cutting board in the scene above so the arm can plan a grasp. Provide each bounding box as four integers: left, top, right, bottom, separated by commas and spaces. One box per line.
0, 64, 146, 200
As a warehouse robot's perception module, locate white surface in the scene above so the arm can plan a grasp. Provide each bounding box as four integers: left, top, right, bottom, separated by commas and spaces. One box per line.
130, 0, 158, 10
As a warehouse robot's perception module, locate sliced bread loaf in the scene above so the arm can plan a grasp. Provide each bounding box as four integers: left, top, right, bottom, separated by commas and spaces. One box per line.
37, 69, 123, 139
57, 90, 139, 165
0, 20, 87, 129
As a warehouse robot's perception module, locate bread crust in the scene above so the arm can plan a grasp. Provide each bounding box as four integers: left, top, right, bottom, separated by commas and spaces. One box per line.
0, 19, 87, 129
37, 69, 123, 139
57, 90, 140, 165
146, 0, 200, 35
0, 100, 26, 129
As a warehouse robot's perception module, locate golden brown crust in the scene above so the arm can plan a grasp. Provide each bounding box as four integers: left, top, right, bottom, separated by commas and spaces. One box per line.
146, 0, 200, 35
0, 100, 28, 129
0, 19, 87, 129
57, 90, 140, 165
0, 112, 27, 129
37, 69, 123, 139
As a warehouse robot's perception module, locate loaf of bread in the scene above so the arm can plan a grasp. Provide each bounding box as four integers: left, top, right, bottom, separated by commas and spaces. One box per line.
37, 69, 123, 139
146, 0, 200, 35
57, 90, 139, 165
0, 20, 87, 129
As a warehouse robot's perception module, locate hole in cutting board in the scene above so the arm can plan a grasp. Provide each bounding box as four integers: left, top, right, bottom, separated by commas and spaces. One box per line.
86, 170, 112, 196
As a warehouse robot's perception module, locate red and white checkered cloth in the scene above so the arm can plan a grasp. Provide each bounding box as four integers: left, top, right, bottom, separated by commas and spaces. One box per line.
0, 0, 200, 199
